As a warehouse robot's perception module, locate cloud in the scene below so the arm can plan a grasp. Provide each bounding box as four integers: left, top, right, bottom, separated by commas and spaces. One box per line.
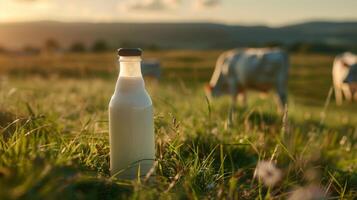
195, 0, 221, 8
130, 0, 166, 10
127, 0, 221, 11
13, 0, 42, 2
128, 0, 180, 11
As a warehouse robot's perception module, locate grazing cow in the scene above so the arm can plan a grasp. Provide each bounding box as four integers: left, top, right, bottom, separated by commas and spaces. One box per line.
205, 48, 289, 111
141, 59, 161, 80
332, 52, 357, 105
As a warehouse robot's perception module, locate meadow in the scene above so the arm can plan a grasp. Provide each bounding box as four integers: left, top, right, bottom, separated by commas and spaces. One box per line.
0, 50, 356, 199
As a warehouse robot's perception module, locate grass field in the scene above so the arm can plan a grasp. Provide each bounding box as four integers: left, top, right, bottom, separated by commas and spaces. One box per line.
0, 50, 356, 199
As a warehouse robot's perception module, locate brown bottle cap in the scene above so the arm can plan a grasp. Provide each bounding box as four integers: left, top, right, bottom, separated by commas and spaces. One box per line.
117, 48, 142, 56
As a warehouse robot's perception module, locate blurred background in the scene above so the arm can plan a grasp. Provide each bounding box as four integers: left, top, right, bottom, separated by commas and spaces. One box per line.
0, 0, 356, 117
1, 0, 357, 51
1, 0, 357, 110
0, 1, 357, 199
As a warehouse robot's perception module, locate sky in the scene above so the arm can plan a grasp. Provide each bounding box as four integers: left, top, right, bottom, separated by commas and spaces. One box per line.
0, 0, 356, 26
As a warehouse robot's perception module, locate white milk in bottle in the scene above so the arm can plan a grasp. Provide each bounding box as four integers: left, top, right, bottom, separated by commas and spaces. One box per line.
109, 48, 155, 179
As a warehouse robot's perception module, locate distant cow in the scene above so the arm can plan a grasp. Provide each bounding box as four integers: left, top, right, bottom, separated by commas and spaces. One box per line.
332, 52, 357, 105
142, 59, 161, 80
205, 48, 289, 111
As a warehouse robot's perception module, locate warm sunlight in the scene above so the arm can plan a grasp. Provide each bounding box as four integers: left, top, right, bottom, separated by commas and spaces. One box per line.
0, 1, 357, 199
0, 0, 356, 25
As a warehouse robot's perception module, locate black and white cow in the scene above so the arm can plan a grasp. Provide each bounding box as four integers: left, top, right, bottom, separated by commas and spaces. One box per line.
205, 48, 289, 111
332, 52, 357, 105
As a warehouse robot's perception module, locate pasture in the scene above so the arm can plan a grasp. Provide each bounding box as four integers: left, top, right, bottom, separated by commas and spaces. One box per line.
0, 50, 356, 199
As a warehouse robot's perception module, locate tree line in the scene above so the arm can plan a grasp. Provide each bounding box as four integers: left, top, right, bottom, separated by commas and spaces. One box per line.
0, 39, 355, 55
0, 39, 119, 55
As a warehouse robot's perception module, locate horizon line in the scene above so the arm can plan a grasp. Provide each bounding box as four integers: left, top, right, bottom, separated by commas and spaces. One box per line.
1, 18, 357, 28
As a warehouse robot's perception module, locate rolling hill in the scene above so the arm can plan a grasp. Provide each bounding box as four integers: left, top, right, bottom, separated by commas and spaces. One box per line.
0, 21, 356, 50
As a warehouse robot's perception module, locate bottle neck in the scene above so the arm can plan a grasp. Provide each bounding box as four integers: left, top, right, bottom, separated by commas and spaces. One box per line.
119, 56, 142, 77
114, 56, 144, 94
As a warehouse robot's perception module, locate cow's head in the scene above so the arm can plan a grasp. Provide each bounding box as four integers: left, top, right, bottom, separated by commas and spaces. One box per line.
343, 63, 357, 84
204, 84, 213, 100
205, 74, 230, 98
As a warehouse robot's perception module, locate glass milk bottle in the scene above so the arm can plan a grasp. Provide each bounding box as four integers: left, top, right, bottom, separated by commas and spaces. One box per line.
109, 48, 155, 179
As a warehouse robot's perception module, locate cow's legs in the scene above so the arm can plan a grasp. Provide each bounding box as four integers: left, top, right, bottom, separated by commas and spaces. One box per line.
276, 82, 287, 113
334, 85, 343, 105
226, 79, 238, 126
226, 93, 238, 127
227, 78, 238, 108
231, 94, 238, 107
353, 91, 357, 102
342, 84, 352, 102
238, 92, 247, 107
277, 92, 287, 113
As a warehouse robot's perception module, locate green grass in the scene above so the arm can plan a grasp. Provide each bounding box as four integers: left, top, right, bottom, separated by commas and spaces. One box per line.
0, 51, 357, 199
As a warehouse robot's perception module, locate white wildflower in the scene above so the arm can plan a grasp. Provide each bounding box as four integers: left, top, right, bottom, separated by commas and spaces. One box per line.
254, 161, 282, 187
7, 88, 17, 97
211, 127, 218, 135
339, 136, 347, 146
288, 184, 327, 200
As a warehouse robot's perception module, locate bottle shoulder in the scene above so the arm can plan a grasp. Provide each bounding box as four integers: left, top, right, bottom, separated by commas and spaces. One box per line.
109, 90, 152, 108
